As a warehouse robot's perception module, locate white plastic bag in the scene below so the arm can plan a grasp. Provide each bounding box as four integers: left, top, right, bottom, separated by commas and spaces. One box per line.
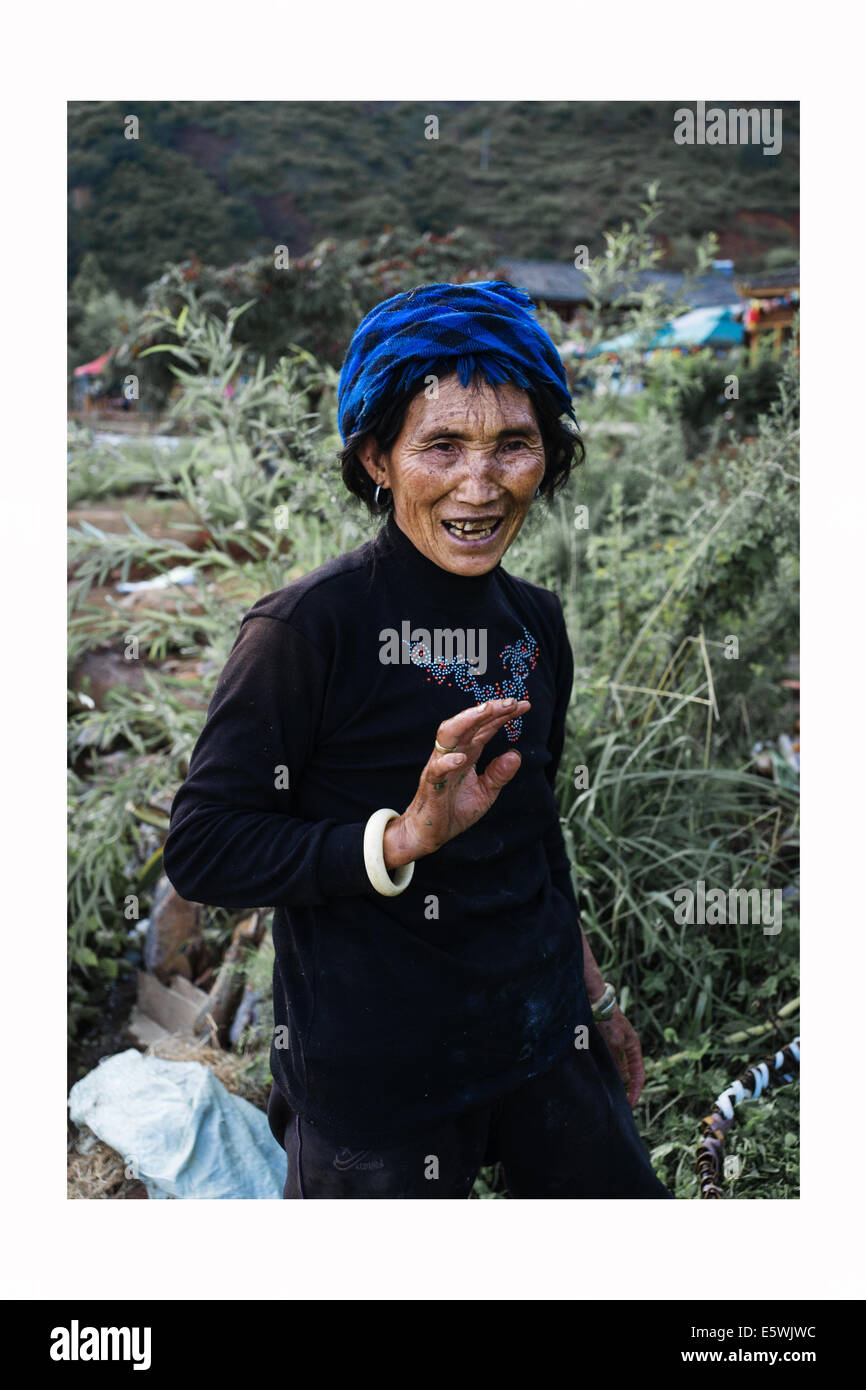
68, 1049, 284, 1199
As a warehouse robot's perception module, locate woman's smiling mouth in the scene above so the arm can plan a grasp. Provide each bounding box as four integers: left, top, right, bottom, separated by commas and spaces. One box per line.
441, 516, 504, 543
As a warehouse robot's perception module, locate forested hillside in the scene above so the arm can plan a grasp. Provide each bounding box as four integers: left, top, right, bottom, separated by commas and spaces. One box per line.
68, 100, 799, 293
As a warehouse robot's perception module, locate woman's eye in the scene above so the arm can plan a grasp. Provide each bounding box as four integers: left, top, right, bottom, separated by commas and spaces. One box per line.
501, 439, 528, 453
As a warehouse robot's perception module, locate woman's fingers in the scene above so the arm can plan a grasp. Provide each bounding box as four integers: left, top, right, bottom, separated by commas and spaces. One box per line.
477, 750, 522, 795
408, 702, 529, 853
436, 698, 530, 754
624, 1038, 645, 1107
417, 697, 530, 809
439, 697, 525, 744
424, 749, 467, 789
463, 710, 528, 755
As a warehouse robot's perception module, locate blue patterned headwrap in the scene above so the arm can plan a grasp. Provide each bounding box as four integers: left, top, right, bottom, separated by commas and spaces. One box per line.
337, 280, 575, 443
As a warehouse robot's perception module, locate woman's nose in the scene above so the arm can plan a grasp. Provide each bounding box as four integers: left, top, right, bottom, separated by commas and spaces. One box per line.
452, 452, 502, 498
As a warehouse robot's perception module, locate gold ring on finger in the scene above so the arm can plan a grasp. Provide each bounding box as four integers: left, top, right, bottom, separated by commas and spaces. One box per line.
434, 739, 457, 753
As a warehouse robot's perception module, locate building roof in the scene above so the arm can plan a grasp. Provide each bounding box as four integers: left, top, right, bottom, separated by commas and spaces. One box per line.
498, 258, 746, 310
734, 266, 799, 292
498, 259, 591, 303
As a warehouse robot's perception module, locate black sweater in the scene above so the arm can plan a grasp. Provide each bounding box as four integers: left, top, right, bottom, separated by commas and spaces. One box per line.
164, 516, 590, 1146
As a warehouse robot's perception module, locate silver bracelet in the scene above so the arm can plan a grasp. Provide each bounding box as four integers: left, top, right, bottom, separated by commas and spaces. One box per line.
363, 808, 415, 897
591, 982, 618, 1021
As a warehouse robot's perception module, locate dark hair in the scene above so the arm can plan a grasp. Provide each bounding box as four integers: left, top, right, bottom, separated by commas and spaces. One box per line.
339, 367, 585, 516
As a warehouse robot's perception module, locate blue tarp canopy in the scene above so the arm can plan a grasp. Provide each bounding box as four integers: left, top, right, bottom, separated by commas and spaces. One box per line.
588, 305, 744, 357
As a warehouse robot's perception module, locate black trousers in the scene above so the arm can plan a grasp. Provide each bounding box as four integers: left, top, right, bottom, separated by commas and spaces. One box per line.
267, 1020, 673, 1199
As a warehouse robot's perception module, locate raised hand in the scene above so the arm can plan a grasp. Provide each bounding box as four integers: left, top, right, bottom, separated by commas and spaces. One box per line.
383, 697, 530, 868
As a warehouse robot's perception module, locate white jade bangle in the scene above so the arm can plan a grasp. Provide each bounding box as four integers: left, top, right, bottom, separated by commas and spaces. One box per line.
363, 808, 415, 897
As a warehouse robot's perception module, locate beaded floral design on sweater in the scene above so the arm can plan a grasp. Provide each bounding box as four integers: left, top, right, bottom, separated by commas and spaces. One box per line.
404, 626, 539, 740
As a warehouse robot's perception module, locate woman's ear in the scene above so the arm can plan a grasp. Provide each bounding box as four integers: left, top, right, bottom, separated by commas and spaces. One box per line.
357, 436, 387, 488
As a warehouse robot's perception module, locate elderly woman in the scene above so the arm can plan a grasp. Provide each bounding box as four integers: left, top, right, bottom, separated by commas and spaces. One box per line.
164, 281, 671, 1199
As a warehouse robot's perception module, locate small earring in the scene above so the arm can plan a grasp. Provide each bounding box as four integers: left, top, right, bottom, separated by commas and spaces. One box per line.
374, 482, 389, 506
535, 486, 541, 498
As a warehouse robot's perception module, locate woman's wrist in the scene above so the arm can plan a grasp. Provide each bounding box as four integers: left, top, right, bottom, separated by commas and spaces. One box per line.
591, 982, 618, 1021
382, 815, 423, 869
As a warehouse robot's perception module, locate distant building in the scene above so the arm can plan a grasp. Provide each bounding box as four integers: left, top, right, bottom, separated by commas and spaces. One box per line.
735, 266, 799, 356
497, 257, 745, 326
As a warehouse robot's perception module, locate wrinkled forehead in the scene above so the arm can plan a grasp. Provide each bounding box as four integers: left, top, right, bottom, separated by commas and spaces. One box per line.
401, 374, 538, 438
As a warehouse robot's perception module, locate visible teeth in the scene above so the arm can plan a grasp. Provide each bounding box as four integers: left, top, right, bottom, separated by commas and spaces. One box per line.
445, 520, 499, 538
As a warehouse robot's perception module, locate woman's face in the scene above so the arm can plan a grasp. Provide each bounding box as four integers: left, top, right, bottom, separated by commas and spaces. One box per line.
360, 374, 546, 576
